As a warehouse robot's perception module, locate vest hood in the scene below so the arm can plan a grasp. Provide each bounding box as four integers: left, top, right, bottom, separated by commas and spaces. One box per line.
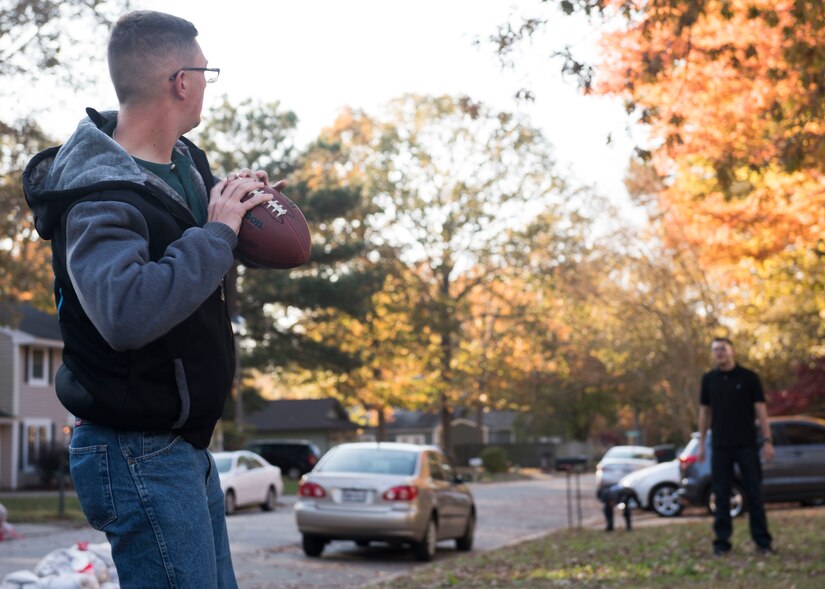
22, 108, 204, 241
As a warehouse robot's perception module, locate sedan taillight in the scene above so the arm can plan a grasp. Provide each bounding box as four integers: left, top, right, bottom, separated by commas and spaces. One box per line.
299, 480, 326, 498
383, 485, 419, 501
679, 455, 697, 475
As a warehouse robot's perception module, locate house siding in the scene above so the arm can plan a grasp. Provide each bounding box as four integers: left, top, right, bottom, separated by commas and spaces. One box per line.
18, 349, 70, 427
386, 429, 435, 445
0, 333, 13, 415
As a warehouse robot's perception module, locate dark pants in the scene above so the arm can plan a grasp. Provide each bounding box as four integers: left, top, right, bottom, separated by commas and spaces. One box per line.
598, 484, 633, 531
711, 446, 772, 551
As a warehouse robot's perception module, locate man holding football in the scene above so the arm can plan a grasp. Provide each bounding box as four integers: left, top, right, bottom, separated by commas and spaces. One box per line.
24, 10, 273, 588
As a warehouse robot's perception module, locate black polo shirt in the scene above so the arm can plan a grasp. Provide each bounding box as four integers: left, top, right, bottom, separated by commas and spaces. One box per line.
700, 364, 765, 448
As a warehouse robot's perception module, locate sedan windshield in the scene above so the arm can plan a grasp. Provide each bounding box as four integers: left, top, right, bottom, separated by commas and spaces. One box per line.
320, 448, 418, 476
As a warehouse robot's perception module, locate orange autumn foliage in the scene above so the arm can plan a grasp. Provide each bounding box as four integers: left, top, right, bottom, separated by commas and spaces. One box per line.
595, 0, 825, 264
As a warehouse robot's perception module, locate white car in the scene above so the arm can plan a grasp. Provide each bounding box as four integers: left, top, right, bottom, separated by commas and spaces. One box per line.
212, 450, 284, 515
595, 445, 657, 490
618, 460, 683, 517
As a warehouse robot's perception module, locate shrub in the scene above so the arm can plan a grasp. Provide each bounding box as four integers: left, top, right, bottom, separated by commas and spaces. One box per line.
480, 446, 508, 473
36, 443, 69, 488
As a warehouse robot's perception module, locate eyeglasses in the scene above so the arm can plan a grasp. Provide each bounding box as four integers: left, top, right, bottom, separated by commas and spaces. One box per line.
168, 67, 221, 84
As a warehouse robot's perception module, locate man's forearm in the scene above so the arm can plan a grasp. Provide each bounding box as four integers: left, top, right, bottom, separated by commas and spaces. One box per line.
755, 402, 771, 439
698, 406, 710, 445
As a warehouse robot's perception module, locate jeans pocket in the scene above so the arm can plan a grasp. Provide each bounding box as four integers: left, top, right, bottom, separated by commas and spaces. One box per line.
69, 445, 117, 530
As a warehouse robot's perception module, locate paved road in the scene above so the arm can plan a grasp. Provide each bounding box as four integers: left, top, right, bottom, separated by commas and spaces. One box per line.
0, 474, 602, 588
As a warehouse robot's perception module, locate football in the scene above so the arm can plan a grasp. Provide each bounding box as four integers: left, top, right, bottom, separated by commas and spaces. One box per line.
236, 186, 311, 269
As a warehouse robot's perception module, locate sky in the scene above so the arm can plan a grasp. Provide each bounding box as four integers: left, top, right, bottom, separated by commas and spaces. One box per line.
40, 0, 641, 221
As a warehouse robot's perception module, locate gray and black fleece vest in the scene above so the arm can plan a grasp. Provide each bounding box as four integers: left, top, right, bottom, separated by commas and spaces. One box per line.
26, 140, 235, 449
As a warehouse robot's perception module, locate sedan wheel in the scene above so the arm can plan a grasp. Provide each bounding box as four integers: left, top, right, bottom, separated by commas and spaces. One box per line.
412, 518, 438, 562
261, 486, 277, 512
707, 484, 745, 518
650, 484, 683, 518
456, 512, 475, 551
224, 490, 236, 516
302, 534, 325, 558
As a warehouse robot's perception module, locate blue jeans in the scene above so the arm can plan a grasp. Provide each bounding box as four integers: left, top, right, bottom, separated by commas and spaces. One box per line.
69, 423, 237, 589
711, 445, 772, 551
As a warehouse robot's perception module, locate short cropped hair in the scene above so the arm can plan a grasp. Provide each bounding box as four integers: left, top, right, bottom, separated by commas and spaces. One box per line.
108, 11, 199, 104
711, 337, 734, 348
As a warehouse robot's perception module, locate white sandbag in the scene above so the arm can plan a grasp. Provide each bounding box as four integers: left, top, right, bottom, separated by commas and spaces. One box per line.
39, 574, 100, 589
68, 550, 106, 584
0, 569, 42, 589
34, 548, 91, 578
81, 545, 113, 570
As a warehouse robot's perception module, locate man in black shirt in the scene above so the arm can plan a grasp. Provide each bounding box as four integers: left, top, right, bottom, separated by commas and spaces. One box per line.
698, 337, 774, 556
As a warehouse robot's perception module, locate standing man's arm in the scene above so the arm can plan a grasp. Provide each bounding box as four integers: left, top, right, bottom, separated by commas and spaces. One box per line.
698, 373, 710, 462
755, 402, 774, 461
698, 405, 710, 462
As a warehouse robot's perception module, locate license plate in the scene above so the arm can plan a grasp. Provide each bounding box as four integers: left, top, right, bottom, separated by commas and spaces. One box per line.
342, 488, 368, 502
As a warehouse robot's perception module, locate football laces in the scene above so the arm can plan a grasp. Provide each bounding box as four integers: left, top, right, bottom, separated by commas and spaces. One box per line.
265, 200, 288, 217
248, 189, 288, 217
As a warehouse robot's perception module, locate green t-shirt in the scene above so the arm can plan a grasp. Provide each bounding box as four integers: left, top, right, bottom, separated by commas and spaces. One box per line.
101, 120, 207, 226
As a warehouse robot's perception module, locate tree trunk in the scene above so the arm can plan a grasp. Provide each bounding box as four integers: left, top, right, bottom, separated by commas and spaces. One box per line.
440, 390, 452, 456
438, 263, 454, 457
376, 403, 387, 442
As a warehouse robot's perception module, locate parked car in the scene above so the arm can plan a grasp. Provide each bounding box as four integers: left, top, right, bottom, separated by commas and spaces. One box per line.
245, 439, 322, 479
212, 450, 284, 515
679, 415, 825, 518
294, 442, 476, 562
595, 445, 658, 490
618, 459, 683, 517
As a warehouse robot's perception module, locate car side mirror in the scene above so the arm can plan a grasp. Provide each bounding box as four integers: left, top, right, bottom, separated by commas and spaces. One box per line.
452, 473, 465, 484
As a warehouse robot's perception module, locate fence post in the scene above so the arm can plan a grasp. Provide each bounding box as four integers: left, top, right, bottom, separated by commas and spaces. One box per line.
555, 456, 587, 529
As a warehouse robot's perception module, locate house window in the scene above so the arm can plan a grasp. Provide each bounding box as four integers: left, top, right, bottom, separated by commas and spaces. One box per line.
28, 347, 50, 386
23, 419, 52, 472
490, 430, 513, 444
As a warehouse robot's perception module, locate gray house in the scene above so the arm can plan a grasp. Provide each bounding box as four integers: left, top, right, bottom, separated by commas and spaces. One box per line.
244, 398, 359, 453
0, 303, 73, 489
368, 408, 519, 446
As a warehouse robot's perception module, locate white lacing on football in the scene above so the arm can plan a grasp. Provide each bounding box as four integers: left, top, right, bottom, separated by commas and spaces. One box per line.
248, 189, 288, 217
265, 200, 288, 217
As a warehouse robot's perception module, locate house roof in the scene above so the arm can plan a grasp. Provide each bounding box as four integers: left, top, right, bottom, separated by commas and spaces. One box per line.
0, 302, 61, 341
386, 408, 519, 431
245, 398, 358, 432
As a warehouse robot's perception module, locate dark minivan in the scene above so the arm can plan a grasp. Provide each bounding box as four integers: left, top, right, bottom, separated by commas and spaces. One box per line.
679, 415, 825, 516
245, 440, 322, 479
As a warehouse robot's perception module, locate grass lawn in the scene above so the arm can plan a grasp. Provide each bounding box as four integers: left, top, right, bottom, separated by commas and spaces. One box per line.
376, 507, 825, 589
282, 477, 298, 496
0, 494, 86, 523
0, 477, 298, 524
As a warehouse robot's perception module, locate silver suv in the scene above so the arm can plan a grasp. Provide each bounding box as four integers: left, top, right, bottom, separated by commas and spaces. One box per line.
678, 415, 825, 517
